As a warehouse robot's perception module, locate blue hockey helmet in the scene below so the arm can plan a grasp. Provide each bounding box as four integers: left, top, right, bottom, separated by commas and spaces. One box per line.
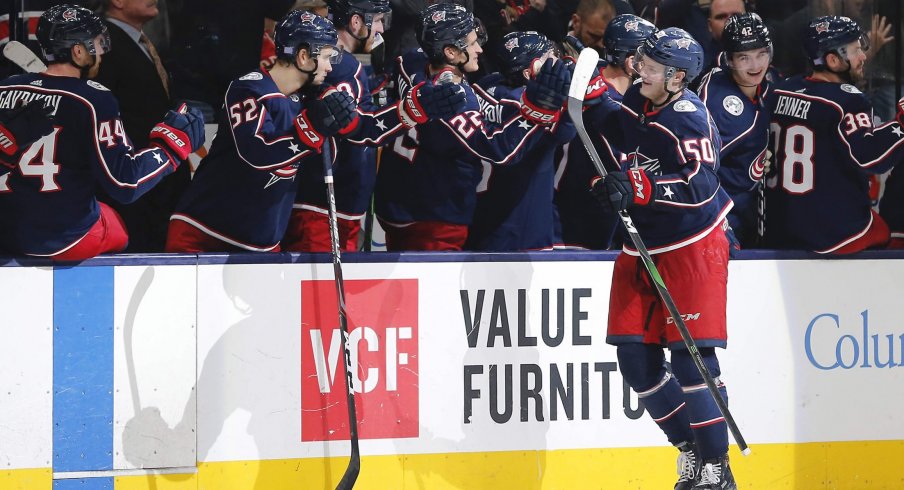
803, 15, 868, 67
274, 10, 341, 64
637, 27, 705, 84
603, 14, 656, 68
326, 0, 391, 32
416, 3, 477, 64
36, 4, 111, 63
495, 31, 555, 84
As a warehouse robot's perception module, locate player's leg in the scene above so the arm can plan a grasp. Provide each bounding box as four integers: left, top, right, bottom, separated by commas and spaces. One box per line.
607, 253, 697, 489
658, 226, 735, 489
52, 202, 129, 261
379, 219, 468, 251
284, 210, 362, 253
164, 219, 257, 253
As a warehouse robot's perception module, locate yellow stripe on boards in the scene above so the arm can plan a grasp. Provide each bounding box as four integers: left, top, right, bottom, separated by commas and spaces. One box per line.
0, 468, 51, 490
110, 441, 904, 489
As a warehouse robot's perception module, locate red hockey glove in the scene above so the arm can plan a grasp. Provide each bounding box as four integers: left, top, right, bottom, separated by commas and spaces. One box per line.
400, 76, 466, 126
521, 58, 570, 125
295, 90, 359, 152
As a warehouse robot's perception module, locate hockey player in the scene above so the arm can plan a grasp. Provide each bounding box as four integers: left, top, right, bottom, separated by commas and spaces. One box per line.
697, 13, 773, 248
0, 5, 205, 261
374, 2, 571, 251
764, 16, 904, 254
555, 13, 655, 249
587, 28, 736, 489
283, 0, 464, 252
464, 31, 576, 251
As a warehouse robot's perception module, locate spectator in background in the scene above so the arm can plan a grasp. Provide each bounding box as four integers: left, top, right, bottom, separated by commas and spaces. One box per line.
94, 0, 191, 252
167, 0, 295, 116
656, 0, 746, 77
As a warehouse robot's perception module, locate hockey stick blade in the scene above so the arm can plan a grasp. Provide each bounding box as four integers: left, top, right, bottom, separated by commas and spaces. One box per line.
566, 48, 610, 179
566, 47, 751, 456
3, 41, 47, 73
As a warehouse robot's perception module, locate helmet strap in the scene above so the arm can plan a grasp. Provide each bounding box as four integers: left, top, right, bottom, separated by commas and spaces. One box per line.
653, 67, 682, 108
294, 54, 319, 87
70, 49, 97, 80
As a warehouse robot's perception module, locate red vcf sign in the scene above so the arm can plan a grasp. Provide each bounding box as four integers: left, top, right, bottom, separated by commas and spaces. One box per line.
301, 279, 419, 441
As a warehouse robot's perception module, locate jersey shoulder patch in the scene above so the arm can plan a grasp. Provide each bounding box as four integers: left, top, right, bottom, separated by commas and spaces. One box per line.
240, 72, 264, 81
840, 84, 861, 94
722, 95, 744, 116
674, 100, 697, 113
86, 80, 110, 91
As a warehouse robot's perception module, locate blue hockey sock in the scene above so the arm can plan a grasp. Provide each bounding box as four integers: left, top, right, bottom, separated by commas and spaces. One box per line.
671, 348, 729, 461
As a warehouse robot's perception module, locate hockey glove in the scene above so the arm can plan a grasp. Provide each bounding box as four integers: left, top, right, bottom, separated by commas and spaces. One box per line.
590, 169, 655, 214
295, 90, 359, 152
150, 105, 205, 164
522, 58, 570, 125
895, 96, 904, 127
560, 35, 586, 65
400, 77, 467, 126
583, 68, 610, 107
0, 101, 54, 165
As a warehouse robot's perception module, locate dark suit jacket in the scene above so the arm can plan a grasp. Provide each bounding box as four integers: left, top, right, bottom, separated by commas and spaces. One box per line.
94, 20, 191, 253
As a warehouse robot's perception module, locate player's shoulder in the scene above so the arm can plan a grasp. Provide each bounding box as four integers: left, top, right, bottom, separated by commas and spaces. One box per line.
658, 92, 712, 136
227, 70, 281, 99
473, 73, 520, 102
326, 52, 362, 83
397, 49, 429, 82
776, 75, 869, 111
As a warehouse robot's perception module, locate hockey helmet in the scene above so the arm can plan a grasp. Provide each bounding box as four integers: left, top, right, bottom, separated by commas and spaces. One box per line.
274, 10, 342, 64
36, 4, 111, 63
803, 15, 868, 67
495, 31, 555, 84
603, 14, 656, 68
326, 0, 391, 28
416, 3, 478, 64
636, 27, 705, 84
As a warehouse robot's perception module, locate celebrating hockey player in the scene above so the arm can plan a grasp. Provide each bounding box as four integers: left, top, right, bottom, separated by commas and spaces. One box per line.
556, 13, 656, 250
465, 31, 575, 251
586, 28, 737, 489
764, 16, 904, 254
375, 2, 571, 251
283, 0, 465, 252
697, 13, 773, 247
0, 5, 205, 261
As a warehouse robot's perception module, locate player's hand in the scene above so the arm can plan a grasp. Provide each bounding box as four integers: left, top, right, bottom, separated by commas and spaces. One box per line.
295, 90, 359, 151
590, 169, 654, 213
149, 105, 205, 164
522, 58, 570, 125
0, 101, 54, 165
584, 68, 610, 106
400, 75, 466, 126
895, 97, 904, 127
560, 35, 586, 64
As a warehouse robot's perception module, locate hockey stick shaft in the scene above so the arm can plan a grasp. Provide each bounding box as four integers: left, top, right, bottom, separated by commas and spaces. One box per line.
322, 138, 361, 489
567, 48, 750, 455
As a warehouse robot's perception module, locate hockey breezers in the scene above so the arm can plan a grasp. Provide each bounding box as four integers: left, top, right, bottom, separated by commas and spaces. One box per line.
566, 48, 750, 456
321, 137, 361, 489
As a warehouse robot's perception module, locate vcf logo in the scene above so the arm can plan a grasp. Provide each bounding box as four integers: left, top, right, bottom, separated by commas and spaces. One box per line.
301, 279, 419, 441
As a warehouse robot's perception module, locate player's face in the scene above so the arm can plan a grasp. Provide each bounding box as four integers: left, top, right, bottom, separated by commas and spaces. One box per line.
840, 39, 868, 81
312, 47, 336, 84
729, 47, 770, 86
636, 55, 669, 100
573, 10, 610, 54
460, 31, 482, 73
708, 0, 745, 41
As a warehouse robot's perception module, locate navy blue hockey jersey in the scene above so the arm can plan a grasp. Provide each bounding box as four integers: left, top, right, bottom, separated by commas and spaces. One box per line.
171, 70, 316, 251
587, 83, 732, 254
465, 74, 576, 251
697, 67, 771, 245
293, 52, 409, 220
374, 49, 548, 227
0, 74, 180, 256
554, 69, 623, 250
764, 76, 904, 253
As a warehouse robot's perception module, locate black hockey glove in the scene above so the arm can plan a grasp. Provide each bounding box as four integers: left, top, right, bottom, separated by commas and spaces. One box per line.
295, 90, 360, 152
560, 35, 586, 64
590, 169, 656, 214
521, 58, 570, 125
0, 101, 54, 167
150, 104, 205, 165
400, 74, 467, 126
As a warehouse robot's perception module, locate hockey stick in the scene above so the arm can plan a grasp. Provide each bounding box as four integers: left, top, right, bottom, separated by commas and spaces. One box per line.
567, 48, 750, 456
3, 40, 47, 73
322, 136, 361, 489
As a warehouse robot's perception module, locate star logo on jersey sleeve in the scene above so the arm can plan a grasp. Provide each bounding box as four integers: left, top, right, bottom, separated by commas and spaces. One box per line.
288, 142, 300, 153
893, 126, 904, 138
376, 119, 387, 131
662, 185, 675, 199
153, 152, 164, 164
518, 119, 532, 130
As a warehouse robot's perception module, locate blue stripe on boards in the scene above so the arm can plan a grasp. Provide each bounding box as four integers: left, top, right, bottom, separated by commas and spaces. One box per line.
53, 478, 114, 490
53, 266, 115, 473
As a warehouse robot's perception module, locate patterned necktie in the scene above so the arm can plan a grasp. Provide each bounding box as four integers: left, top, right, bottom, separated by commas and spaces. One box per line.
140, 32, 169, 97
